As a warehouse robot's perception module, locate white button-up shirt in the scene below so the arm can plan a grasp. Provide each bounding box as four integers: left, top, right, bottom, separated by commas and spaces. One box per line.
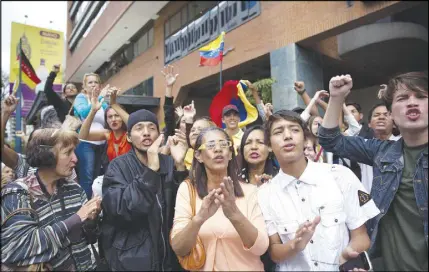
258, 160, 380, 271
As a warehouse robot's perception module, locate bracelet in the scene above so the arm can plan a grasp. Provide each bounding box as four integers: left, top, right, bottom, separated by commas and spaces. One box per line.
297, 89, 306, 95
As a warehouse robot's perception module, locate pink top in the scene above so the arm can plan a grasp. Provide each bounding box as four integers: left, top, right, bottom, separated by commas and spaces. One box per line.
171, 181, 269, 271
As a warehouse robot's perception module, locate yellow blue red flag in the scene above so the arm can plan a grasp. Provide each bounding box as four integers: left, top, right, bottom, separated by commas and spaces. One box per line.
209, 80, 258, 128
199, 32, 225, 66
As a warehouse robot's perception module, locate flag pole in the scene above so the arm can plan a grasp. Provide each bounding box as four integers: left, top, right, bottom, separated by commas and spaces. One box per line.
15, 37, 23, 153
218, 1, 222, 91
220, 58, 223, 91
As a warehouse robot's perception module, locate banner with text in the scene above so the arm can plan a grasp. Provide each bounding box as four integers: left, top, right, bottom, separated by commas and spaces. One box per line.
165, 1, 260, 65
9, 22, 65, 117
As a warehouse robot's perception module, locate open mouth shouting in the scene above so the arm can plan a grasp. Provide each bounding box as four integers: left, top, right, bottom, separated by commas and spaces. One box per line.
406, 108, 421, 121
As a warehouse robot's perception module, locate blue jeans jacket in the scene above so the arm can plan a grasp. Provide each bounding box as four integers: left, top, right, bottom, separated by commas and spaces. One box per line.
318, 126, 428, 258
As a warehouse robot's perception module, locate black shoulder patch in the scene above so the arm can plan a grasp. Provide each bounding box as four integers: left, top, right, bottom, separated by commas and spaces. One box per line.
358, 190, 371, 206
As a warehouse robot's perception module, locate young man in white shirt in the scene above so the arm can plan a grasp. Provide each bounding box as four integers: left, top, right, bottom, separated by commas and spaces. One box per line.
258, 110, 380, 271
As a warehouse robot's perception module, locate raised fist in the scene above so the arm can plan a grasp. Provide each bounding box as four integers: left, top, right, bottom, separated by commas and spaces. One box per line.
329, 74, 353, 98
294, 81, 305, 93
52, 64, 60, 74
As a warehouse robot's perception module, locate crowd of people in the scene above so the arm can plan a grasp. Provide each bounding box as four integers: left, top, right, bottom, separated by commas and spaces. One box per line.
0, 63, 427, 271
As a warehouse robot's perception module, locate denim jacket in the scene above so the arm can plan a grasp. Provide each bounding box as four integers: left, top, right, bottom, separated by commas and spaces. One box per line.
318, 126, 428, 258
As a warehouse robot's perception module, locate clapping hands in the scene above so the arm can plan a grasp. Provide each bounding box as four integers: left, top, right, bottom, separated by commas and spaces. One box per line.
289, 216, 321, 252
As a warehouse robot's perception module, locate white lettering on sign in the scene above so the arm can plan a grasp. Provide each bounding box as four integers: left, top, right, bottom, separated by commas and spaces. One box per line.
164, 1, 260, 64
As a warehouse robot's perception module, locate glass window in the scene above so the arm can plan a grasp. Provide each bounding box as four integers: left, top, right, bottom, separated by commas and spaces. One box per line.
170, 11, 181, 35
75, 1, 90, 25
124, 77, 153, 96
124, 45, 134, 62
138, 33, 148, 55
148, 27, 154, 47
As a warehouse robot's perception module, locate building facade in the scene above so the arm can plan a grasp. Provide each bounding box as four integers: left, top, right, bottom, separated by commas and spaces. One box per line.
65, 1, 428, 124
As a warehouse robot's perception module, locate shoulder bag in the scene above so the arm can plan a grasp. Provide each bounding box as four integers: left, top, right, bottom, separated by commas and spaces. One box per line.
172, 179, 206, 270
1, 186, 51, 271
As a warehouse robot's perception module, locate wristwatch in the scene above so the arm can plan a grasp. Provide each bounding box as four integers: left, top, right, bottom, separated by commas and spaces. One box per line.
297, 89, 306, 95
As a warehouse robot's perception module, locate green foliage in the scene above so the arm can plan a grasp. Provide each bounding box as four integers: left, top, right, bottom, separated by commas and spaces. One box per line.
245, 78, 276, 105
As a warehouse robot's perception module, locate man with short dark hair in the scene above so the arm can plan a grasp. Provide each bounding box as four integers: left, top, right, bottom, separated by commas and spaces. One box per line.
366, 103, 400, 141
222, 104, 243, 154
319, 72, 428, 271
344, 102, 401, 192
258, 110, 379, 271
101, 109, 188, 271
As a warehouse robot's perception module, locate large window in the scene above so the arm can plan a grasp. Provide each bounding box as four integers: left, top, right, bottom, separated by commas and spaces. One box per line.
96, 23, 154, 83
83, 1, 108, 39
73, 1, 90, 26
123, 77, 154, 97
70, 2, 108, 53
164, 1, 217, 39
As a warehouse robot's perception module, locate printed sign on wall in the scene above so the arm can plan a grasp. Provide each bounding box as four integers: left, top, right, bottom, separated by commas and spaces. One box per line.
9, 22, 65, 117
165, 1, 260, 65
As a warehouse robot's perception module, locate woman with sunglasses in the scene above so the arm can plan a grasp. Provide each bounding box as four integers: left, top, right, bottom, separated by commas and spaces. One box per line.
178, 100, 217, 170
171, 127, 269, 271
43, 64, 79, 123
73, 73, 111, 198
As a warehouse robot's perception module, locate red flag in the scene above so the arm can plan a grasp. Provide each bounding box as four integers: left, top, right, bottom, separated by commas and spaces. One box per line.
16, 45, 41, 86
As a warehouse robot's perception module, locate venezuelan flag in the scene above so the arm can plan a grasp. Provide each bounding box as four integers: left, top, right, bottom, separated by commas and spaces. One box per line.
209, 80, 258, 128
12, 46, 41, 92
199, 32, 225, 66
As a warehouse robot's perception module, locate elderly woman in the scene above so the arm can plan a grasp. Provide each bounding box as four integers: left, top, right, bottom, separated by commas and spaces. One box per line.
1, 128, 102, 271
171, 127, 269, 271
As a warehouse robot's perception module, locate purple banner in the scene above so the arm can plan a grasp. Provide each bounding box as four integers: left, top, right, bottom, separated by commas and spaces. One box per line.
9, 82, 63, 117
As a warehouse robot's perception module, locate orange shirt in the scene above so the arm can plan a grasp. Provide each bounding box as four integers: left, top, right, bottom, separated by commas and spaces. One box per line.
171, 182, 269, 271
106, 131, 131, 161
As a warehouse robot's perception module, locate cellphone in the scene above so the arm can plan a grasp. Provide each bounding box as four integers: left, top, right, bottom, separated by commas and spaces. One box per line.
339, 251, 373, 271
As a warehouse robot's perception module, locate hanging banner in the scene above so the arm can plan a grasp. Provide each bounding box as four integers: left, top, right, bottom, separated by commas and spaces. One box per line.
9, 22, 65, 117
165, 1, 260, 65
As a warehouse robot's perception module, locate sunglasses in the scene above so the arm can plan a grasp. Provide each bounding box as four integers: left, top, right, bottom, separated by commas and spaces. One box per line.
198, 140, 233, 151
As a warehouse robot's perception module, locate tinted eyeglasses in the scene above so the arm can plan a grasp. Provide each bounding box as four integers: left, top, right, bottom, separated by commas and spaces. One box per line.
198, 140, 232, 151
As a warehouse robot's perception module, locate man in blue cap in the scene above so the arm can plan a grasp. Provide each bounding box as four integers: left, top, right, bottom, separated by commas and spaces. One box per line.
101, 109, 188, 271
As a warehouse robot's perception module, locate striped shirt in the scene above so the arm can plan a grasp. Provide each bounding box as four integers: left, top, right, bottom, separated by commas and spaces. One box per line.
1, 173, 97, 271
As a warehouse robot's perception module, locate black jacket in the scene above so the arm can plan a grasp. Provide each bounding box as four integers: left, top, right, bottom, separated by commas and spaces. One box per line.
44, 71, 74, 123
358, 121, 374, 139
101, 149, 187, 271
162, 96, 175, 144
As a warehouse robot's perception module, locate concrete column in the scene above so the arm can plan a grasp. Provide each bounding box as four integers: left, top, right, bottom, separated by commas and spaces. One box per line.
270, 43, 323, 112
